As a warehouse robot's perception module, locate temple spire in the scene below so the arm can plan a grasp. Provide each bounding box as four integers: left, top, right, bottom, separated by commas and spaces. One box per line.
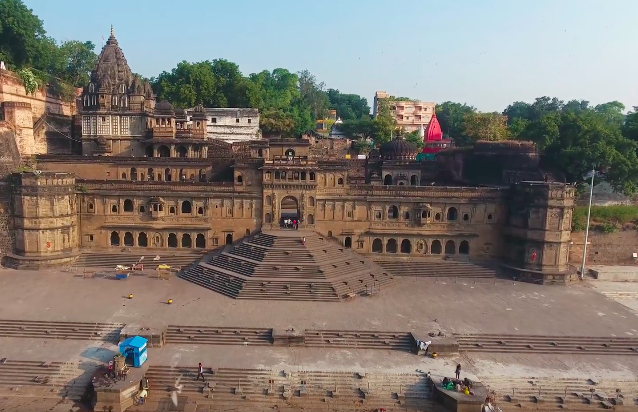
110, 25, 114, 37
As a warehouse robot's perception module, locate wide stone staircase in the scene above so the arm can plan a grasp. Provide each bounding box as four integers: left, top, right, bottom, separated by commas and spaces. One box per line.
144, 365, 434, 410
481, 375, 637, 409
179, 230, 396, 301
457, 334, 638, 355
0, 319, 123, 342
0, 359, 98, 400
74, 250, 203, 269
376, 259, 499, 280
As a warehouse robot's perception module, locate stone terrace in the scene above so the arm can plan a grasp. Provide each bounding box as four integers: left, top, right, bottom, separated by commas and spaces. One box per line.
179, 230, 395, 301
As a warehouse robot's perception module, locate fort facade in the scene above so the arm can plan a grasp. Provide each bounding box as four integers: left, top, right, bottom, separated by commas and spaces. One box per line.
0, 29, 576, 284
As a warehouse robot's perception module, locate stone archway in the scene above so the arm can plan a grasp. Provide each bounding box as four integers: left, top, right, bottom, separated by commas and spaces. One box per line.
280, 196, 299, 227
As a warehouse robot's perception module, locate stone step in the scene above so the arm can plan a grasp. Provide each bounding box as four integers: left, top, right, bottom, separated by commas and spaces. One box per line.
76, 251, 201, 269
0, 319, 123, 342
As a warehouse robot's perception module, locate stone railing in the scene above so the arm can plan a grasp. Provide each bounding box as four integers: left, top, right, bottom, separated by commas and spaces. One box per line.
317, 185, 506, 199
77, 180, 238, 193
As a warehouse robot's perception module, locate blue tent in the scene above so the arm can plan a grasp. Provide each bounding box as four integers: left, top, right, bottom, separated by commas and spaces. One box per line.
119, 336, 148, 367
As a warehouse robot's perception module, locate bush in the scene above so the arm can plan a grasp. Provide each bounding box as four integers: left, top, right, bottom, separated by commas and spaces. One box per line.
572, 205, 638, 231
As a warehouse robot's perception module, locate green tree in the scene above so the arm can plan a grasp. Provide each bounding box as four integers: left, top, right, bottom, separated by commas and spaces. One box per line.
152, 61, 216, 108
298, 69, 329, 120
622, 107, 638, 142
0, 0, 46, 68
508, 117, 530, 139
435, 101, 476, 138
340, 118, 377, 140
327, 89, 370, 121
260, 109, 296, 136
209, 59, 251, 107
404, 130, 424, 150
57, 40, 97, 86
462, 112, 511, 142
594, 101, 625, 127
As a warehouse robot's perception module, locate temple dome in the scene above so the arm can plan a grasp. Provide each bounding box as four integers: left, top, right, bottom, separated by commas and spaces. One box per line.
87, 26, 134, 91
425, 113, 443, 142
154, 100, 175, 116
329, 118, 346, 138
379, 136, 417, 160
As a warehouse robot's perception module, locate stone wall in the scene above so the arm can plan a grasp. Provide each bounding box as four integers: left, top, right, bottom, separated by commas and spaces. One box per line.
570, 230, 638, 266
0, 69, 76, 118
0, 129, 22, 260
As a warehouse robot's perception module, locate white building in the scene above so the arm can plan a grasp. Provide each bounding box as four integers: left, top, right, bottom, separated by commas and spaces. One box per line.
186, 107, 261, 143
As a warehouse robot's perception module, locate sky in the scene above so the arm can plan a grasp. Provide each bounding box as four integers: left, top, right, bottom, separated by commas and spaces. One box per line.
24, 0, 638, 113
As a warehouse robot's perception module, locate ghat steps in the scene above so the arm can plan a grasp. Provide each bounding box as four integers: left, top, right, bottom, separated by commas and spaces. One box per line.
458, 334, 638, 355
74, 250, 202, 269
377, 259, 499, 280
144, 365, 433, 409
0, 359, 98, 400
0, 319, 123, 342
179, 230, 396, 301
482, 376, 637, 409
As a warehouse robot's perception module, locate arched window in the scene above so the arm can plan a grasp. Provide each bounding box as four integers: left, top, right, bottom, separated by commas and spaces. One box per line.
410, 175, 418, 186
327, 231, 333, 237
386, 239, 398, 253
193, 147, 202, 158
309, 196, 315, 207
112, 95, 118, 107
130, 168, 137, 181
236, 175, 243, 184
88, 203, 94, 211
181, 201, 192, 214
307, 214, 314, 224
372, 238, 383, 253
275, 171, 281, 180
225, 233, 233, 245
158, 145, 170, 157
404, 211, 410, 220
421, 210, 430, 219
121, 172, 127, 180
447, 207, 458, 221
197, 207, 204, 215
182, 233, 192, 248
265, 195, 272, 205
123, 199, 134, 212
196, 234, 206, 248
257, 149, 263, 157
384, 174, 393, 185
265, 171, 271, 180
169, 206, 176, 214
388, 205, 398, 219
138, 232, 148, 247
177, 146, 187, 158
121, 95, 128, 107
401, 239, 411, 254
147, 168, 154, 181
164, 168, 172, 182
265, 213, 272, 223
445, 240, 456, 255
435, 213, 441, 221
431, 240, 442, 254
111, 205, 118, 213
344, 236, 352, 248
309, 172, 316, 181
463, 213, 470, 222
199, 169, 206, 182
124, 232, 134, 247
168, 233, 177, 248
459, 240, 470, 255
337, 177, 344, 185
110, 231, 120, 246
179, 168, 185, 181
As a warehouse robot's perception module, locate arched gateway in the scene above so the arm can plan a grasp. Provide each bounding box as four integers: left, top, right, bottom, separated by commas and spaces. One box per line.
280, 196, 299, 227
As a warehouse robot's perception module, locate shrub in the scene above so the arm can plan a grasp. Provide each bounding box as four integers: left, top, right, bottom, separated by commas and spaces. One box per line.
572, 205, 638, 231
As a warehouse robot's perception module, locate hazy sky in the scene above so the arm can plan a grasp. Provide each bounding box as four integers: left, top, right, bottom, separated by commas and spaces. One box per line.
25, 0, 638, 112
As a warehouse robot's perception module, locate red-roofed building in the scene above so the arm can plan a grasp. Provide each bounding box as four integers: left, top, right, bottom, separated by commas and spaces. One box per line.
422, 113, 452, 155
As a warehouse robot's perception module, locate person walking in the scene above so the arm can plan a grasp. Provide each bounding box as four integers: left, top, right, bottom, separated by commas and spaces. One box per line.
455, 364, 461, 380
197, 363, 206, 381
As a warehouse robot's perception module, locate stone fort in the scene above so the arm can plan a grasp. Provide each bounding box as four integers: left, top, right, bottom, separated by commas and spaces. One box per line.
0, 29, 576, 284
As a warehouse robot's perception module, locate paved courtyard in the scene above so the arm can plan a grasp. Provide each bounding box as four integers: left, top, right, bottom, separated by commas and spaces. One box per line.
2, 268, 638, 336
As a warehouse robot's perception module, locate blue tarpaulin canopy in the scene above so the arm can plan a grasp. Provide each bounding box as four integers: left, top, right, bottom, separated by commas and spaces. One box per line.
119, 336, 148, 367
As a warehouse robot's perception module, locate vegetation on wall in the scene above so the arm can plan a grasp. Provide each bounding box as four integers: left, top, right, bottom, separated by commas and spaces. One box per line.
0, 0, 97, 100
572, 205, 638, 232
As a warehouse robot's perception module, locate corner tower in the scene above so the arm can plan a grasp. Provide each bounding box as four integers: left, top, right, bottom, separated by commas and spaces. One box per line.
80, 27, 155, 156
502, 181, 576, 284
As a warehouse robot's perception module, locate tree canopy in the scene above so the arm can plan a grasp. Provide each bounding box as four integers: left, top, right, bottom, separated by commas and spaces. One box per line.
0, 0, 97, 99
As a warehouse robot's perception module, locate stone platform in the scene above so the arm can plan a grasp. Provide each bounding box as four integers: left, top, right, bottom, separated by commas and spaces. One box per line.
179, 230, 395, 301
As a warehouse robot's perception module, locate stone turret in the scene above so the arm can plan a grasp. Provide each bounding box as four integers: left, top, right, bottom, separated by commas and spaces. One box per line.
7, 171, 80, 268
502, 181, 577, 284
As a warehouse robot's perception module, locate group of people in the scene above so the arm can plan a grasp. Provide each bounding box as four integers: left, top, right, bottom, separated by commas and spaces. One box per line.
415, 339, 434, 356
441, 365, 474, 395
282, 218, 299, 229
